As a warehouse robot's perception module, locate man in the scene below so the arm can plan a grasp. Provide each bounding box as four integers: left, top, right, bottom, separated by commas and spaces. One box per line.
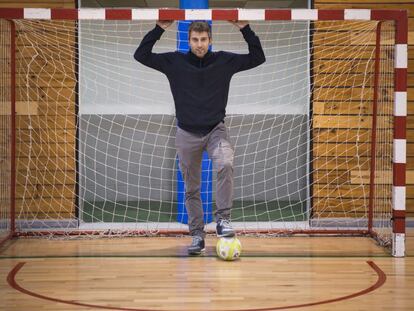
134, 19, 265, 255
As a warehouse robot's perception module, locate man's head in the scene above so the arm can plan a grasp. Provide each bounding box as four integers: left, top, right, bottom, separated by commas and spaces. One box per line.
188, 21, 211, 58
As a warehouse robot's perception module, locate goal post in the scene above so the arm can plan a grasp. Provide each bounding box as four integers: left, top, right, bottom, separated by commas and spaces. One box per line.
0, 8, 407, 256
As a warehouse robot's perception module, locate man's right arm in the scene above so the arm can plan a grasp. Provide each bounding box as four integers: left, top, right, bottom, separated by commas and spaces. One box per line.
134, 24, 170, 72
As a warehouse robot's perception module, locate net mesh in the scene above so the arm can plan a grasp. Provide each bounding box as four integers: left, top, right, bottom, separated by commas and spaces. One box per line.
1, 18, 395, 247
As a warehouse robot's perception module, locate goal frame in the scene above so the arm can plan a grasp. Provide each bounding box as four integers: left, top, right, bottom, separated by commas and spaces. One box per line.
0, 8, 407, 257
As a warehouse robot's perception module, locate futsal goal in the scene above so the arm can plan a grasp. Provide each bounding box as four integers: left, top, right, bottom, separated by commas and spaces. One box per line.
0, 8, 407, 256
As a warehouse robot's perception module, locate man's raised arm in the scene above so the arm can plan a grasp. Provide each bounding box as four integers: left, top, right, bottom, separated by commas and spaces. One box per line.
133, 20, 173, 72
228, 21, 266, 73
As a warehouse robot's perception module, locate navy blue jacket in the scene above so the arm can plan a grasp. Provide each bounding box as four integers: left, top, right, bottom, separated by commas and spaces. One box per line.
134, 24, 265, 135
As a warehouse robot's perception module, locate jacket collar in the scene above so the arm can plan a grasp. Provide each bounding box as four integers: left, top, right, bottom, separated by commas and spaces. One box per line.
188, 50, 212, 61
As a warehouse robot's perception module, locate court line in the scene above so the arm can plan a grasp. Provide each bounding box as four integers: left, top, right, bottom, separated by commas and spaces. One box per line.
0, 254, 392, 259
7, 260, 386, 311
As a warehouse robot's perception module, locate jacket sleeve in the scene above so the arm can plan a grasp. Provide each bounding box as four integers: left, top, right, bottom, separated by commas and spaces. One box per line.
133, 24, 172, 73
229, 24, 266, 73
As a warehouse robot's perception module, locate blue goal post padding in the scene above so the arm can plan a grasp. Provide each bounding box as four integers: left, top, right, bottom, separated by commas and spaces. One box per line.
176, 0, 213, 224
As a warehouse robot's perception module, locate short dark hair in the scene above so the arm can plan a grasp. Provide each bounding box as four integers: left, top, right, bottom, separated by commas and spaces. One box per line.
188, 21, 211, 39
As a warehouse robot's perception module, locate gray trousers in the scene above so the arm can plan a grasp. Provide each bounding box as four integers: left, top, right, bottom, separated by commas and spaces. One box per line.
175, 122, 234, 237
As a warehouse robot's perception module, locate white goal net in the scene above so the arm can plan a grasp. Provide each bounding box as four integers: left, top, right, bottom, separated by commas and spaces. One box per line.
1, 15, 398, 250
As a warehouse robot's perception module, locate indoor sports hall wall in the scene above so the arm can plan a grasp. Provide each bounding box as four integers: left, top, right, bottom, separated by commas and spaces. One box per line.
313, 0, 413, 217
0, 0, 77, 220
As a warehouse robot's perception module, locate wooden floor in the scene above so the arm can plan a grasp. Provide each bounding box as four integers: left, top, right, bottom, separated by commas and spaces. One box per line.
0, 231, 413, 311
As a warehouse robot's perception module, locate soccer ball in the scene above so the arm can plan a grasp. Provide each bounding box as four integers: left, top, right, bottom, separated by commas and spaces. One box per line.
216, 237, 242, 261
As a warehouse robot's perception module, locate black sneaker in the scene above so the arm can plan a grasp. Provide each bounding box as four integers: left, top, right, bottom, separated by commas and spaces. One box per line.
216, 219, 235, 237
188, 236, 205, 255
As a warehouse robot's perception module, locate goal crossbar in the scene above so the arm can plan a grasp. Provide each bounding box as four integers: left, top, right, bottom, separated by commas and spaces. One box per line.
0, 8, 408, 25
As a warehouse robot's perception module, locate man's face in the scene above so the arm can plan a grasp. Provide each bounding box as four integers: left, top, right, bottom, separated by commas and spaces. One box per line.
189, 31, 211, 58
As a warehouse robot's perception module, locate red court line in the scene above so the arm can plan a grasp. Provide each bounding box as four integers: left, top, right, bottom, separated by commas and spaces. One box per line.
7, 260, 386, 311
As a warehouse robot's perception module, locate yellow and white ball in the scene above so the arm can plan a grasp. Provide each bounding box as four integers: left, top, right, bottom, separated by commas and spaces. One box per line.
216, 237, 242, 261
